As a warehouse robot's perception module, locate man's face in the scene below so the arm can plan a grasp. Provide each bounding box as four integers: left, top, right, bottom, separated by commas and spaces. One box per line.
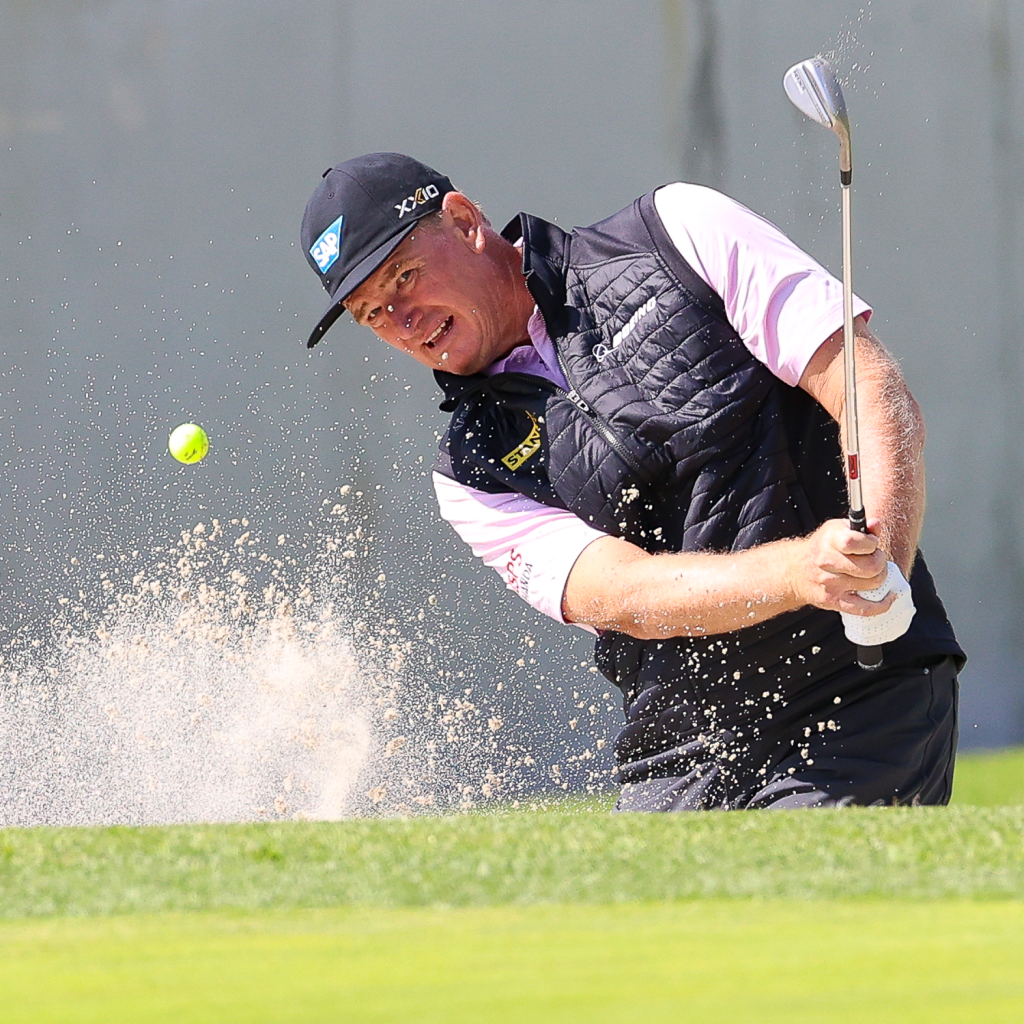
343, 197, 525, 375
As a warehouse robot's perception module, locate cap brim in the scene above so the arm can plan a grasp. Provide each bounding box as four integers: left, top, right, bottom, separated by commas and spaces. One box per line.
306, 222, 418, 348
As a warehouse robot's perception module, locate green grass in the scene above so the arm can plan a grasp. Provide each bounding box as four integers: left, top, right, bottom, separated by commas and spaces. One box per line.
1, 747, 1023, 1021
1, 902, 1023, 1023
0, 746, 1021, 920
1, 806, 1023, 918
952, 746, 1024, 806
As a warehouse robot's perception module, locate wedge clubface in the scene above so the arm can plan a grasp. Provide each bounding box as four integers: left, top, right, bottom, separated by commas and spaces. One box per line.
784, 57, 882, 671
783, 58, 851, 182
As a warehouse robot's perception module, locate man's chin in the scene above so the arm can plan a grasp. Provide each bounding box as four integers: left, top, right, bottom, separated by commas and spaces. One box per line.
438, 362, 474, 375
433, 347, 479, 375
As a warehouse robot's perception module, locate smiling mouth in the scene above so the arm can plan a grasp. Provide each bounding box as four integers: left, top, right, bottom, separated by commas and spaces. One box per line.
423, 316, 454, 349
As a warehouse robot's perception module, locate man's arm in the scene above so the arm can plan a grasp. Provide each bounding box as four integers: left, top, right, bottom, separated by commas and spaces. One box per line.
436, 463, 888, 643
797, 316, 925, 576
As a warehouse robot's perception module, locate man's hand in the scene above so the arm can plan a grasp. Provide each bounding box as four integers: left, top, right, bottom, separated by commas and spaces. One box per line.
786, 518, 896, 617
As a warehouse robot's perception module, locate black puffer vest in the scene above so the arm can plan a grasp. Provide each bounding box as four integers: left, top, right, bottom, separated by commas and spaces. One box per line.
433, 191, 963, 781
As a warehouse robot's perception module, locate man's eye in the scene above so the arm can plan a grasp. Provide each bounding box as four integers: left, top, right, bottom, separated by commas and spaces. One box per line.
367, 307, 382, 323
398, 269, 415, 285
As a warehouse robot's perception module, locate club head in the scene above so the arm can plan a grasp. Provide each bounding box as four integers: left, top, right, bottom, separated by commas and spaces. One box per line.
784, 57, 852, 176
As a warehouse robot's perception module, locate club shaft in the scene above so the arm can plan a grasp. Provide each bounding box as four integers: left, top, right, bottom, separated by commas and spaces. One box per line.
841, 175, 883, 670
841, 181, 864, 518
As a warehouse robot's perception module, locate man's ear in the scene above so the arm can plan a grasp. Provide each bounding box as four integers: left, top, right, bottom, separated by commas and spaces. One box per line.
442, 192, 487, 254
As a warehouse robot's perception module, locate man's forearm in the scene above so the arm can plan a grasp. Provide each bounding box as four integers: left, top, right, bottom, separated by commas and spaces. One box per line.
563, 522, 892, 640
799, 320, 926, 576
850, 335, 926, 574
563, 536, 801, 639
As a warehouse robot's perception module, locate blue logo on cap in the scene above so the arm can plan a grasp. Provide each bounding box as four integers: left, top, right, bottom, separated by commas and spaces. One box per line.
310, 215, 344, 274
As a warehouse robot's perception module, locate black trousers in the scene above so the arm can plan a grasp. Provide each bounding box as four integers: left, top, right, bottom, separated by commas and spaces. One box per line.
614, 655, 960, 812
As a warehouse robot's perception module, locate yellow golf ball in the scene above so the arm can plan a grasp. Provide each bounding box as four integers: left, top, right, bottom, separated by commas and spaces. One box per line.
168, 422, 209, 464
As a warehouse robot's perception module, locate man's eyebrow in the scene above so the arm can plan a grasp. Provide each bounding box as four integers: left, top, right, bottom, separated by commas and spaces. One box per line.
348, 296, 370, 324
348, 259, 412, 323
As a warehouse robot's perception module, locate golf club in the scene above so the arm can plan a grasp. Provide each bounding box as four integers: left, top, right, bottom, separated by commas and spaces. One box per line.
783, 57, 883, 671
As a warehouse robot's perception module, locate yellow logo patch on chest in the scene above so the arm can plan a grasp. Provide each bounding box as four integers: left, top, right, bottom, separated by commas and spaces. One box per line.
501, 411, 542, 471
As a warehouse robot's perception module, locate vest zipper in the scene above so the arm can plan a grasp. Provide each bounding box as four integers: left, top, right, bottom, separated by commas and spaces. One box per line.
551, 348, 654, 487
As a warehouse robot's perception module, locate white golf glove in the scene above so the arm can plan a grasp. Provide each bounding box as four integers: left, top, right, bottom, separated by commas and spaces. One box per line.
840, 561, 916, 646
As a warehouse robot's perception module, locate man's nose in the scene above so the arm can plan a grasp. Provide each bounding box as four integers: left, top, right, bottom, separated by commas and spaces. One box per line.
392, 303, 420, 341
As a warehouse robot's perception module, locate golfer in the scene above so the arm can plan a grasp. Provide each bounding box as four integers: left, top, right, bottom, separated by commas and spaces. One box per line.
300, 153, 964, 810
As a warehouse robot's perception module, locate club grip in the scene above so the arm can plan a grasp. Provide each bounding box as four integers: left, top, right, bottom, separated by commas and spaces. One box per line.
848, 506, 882, 671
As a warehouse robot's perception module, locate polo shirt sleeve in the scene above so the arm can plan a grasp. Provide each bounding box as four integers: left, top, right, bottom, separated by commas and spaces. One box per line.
653, 182, 872, 386
432, 471, 605, 633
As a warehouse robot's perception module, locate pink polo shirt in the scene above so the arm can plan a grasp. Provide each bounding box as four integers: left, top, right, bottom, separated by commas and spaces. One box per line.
432, 183, 871, 630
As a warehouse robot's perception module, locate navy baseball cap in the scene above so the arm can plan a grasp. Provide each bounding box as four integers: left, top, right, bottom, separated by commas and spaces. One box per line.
300, 153, 454, 348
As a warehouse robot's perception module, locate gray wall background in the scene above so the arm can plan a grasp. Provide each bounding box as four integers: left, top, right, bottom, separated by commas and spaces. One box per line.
1, 1, 1022, 757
